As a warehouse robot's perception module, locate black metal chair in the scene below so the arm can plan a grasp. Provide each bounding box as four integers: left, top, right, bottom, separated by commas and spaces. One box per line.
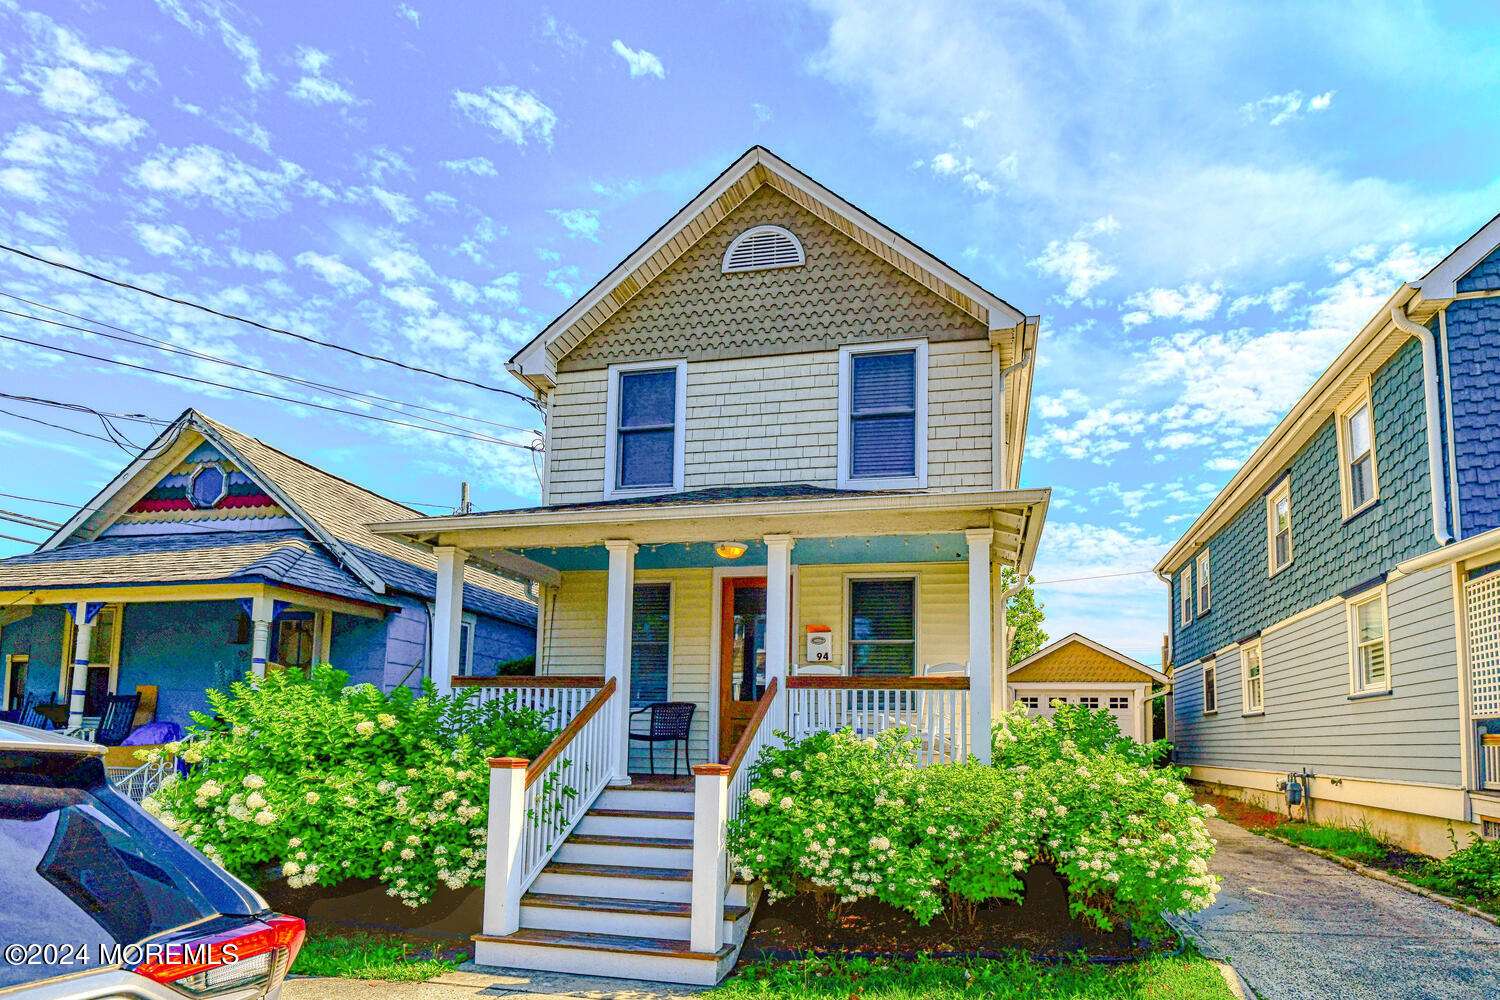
628, 702, 696, 776
94, 694, 141, 747
18, 694, 52, 730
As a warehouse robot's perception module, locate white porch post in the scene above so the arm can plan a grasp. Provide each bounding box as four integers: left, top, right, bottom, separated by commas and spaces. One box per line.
249, 595, 274, 678
965, 528, 994, 765
433, 545, 467, 697
65, 601, 96, 732
604, 539, 637, 784
689, 762, 729, 952
482, 757, 528, 937
764, 534, 794, 722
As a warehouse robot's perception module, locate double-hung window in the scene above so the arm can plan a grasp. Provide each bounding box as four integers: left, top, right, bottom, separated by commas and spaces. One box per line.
1242, 640, 1264, 713
1196, 551, 1211, 614
1337, 389, 1379, 517
1202, 659, 1218, 714
630, 582, 671, 707
838, 341, 928, 489
1180, 567, 1193, 626
1267, 479, 1293, 574
1347, 588, 1390, 695
605, 361, 686, 497
848, 577, 916, 677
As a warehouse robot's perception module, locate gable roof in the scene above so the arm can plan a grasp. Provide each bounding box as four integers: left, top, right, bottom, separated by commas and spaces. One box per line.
1157, 211, 1500, 576
35, 410, 535, 627
1008, 633, 1168, 684
507, 146, 1033, 391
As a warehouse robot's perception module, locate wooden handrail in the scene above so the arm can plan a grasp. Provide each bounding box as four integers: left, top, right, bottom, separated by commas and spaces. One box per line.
525, 678, 617, 786
724, 677, 778, 779
452, 675, 606, 688
787, 675, 970, 690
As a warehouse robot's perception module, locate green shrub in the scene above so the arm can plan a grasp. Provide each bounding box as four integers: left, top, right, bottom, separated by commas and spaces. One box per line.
143, 665, 555, 907
1419, 836, 1500, 902
993, 701, 1168, 767
728, 703, 1218, 930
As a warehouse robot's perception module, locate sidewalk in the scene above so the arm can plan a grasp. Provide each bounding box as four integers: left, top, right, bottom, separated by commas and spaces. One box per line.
282, 965, 710, 1000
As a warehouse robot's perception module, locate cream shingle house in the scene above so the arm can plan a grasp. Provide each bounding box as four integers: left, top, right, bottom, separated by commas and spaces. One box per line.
370, 147, 1049, 982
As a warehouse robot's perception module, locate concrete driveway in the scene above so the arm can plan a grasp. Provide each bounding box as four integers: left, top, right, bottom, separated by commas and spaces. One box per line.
1180, 817, 1500, 1000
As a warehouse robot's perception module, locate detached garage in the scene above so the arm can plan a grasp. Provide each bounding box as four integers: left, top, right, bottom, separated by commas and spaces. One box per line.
1006, 633, 1168, 743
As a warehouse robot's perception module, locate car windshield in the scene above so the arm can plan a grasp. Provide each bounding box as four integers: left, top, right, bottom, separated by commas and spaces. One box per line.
0, 780, 218, 988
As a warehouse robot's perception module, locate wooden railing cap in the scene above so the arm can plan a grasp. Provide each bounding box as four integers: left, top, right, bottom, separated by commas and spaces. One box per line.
488, 757, 530, 769
787, 675, 970, 690
524, 677, 618, 786
692, 763, 732, 777
454, 675, 606, 688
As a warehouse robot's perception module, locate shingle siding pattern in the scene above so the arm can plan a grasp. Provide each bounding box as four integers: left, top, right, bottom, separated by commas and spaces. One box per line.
1173, 338, 1438, 665
1444, 298, 1500, 537
1171, 566, 1461, 786
1456, 243, 1500, 293
557, 186, 986, 372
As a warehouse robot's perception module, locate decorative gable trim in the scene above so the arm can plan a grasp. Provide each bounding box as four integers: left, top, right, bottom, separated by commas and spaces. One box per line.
1414, 211, 1500, 303
1006, 632, 1169, 684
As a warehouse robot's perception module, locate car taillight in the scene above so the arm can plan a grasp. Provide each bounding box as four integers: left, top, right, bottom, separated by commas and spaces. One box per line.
132, 914, 305, 997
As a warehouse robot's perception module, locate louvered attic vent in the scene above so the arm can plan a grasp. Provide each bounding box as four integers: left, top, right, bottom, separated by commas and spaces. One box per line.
722, 225, 805, 273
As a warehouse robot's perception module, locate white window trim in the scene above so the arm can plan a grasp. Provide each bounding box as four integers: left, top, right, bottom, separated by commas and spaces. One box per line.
603, 359, 687, 500
1202, 658, 1218, 715
1335, 384, 1381, 519
1241, 639, 1264, 715
1196, 550, 1211, 615
842, 572, 921, 675
721, 224, 805, 273
1346, 586, 1392, 696
837, 339, 929, 491
1266, 479, 1294, 576
1180, 566, 1193, 627
457, 612, 478, 676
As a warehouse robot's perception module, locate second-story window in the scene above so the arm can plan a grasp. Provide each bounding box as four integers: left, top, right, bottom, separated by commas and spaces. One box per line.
1180, 566, 1193, 626
1337, 388, 1379, 517
838, 340, 928, 490
1266, 479, 1293, 575
605, 360, 685, 497
1196, 550, 1211, 614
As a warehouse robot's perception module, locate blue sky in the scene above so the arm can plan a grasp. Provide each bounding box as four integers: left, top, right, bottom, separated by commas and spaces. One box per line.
2, 0, 1498, 662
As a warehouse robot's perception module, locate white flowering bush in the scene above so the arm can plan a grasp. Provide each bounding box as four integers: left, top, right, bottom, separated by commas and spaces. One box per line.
729, 703, 1218, 931
143, 665, 554, 908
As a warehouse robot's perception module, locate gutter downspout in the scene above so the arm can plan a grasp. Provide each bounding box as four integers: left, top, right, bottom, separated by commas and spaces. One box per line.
1389, 305, 1455, 546
993, 346, 1034, 491
996, 576, 1029, 712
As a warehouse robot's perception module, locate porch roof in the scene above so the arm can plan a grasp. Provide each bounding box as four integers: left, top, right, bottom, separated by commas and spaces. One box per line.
368, 486, 1050, 582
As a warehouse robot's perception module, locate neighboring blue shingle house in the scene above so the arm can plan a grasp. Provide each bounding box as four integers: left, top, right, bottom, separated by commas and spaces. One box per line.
1155, 215, 1500, 857
0, 410, 535, 733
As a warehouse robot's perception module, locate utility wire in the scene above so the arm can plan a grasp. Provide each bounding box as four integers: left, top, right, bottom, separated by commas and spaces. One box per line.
0, 242, 538, 404
0, 293, 541, 436
0, 330, 541, 451
0, 391, 164, 427
0, 532, 41, 546
0, 509, 60, 530
1030, 569, 1158, 586
0, 404, 131, 449
0, 484, 455, 520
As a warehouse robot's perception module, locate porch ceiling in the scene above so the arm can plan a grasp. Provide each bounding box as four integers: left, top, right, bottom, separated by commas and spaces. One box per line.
369, 488, 1049, 580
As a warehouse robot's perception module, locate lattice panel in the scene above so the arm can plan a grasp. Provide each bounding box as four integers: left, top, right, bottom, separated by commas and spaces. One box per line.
1467, 568, 1500, 718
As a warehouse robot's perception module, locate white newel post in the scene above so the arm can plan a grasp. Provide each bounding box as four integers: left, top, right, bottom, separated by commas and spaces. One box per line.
249, 594, 274, 678
689, 763, 729, 953
764, 534, 794, 725
65, 601, 97, 732
965, 528, 994, 765
604, 539, 637, 784
483, 757, 528, 937
433, 545, 467, 697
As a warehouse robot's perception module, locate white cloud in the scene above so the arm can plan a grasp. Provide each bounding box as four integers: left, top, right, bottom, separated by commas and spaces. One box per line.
611, 39, 665, 79
362, 186, 419, 223
543, 264, 581, 297
294, 250, 371, 292
368, 249, 429, 282
549, 207, 599, 240
452, 85, 557, 146
0, 167, 47, 201
542, 14, 586, 55
926, 152, 999, 195
1242, 89, 1334, 126
484, 273, 522, 307
396, 3, 420, 27
1029, 404, 1147, 463
51, 26, 134, 74
288, 47, 356, 106
443, 156, 497, 176
228, 247, 285, 272
382, 284, 438, 312
134, 222, 191, 256
1228, 281, 1302, 317
1031, 237, 1115, 304
753, 103, 773, 125
31, 65, 147, 145
135, 145, 304, 216
1121, 283, 1223, 328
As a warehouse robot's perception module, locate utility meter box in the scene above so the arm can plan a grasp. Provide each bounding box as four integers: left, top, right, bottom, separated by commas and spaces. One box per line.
805, 625, 831, 662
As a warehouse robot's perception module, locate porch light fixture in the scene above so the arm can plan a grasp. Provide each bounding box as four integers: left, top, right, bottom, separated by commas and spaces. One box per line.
714, 541, 749, 560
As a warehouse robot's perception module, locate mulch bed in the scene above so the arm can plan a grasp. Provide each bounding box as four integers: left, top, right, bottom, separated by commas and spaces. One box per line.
740, 864, 1166, 961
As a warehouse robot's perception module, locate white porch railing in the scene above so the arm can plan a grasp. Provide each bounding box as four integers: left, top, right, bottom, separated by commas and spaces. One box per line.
1482, 735, 1500, 792
107, 758, 175, 802
787, 676, 971, 765
453, 676, 603, 729
481, 678, 618, 938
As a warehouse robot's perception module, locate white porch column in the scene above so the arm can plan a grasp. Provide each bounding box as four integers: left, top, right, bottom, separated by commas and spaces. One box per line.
965, 528, 994, 765
432, 545, 467, 697
482, 757, 528, 937
764, 534, 794, 694
65, 601, 97, 732
249, 595, 274, 678
604, 539, 637, 783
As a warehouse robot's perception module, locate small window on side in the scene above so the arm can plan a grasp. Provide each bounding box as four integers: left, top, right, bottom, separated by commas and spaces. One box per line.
1267, 480, 1293, 575
1348, 589, 1390, 695
1242, 640, 1264, 713
1196, 550, 1211, 614
1203, 660, 1218, 714
1180, 566, 1193, 627
1337, 387, 1379, 517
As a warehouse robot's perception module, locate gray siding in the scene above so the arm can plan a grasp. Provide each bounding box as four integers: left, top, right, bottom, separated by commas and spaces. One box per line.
1172, 565, 1463, 787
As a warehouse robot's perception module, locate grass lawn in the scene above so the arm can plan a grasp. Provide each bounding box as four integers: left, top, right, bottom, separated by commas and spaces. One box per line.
711, 953, 1235, 1000
1269, 821, 1391, 864
289, 930, 462, 982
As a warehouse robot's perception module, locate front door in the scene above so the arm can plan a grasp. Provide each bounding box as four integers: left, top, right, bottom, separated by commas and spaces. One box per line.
718, 576, 766, 760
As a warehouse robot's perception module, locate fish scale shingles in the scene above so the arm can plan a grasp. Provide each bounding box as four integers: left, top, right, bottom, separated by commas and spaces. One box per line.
1446, 297, 1500, 535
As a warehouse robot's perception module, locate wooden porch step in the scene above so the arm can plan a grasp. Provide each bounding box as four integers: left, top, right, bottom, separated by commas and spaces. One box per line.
567, 833, 693, 850
522, 892, 749, 921
587, 807, 693, 821
474, 926, 734, 961
542, 861, 691, 881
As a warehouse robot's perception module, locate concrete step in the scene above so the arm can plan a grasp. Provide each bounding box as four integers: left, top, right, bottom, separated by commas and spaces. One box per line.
473, 927, 736, 987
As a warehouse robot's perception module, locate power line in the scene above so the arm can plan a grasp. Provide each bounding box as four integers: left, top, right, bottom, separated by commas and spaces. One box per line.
0, 404, 132, 449
0, 509, 60, 530
0, 532, 42, 546
0, 242, 539, 404
0, 330, 542, 451
1030, 569, 1158, 586
0, 293, 541, 437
